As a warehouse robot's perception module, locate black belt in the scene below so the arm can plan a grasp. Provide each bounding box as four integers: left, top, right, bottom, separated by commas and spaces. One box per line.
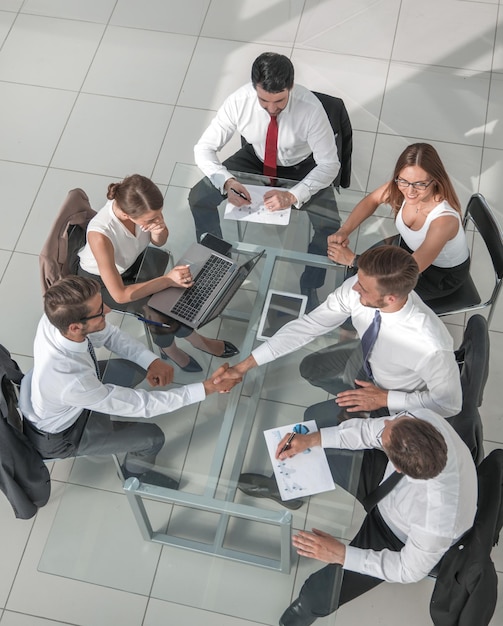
23, 410, 89, 439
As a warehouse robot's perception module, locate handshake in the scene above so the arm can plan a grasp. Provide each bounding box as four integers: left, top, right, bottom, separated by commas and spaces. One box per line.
205, 361, 250, 395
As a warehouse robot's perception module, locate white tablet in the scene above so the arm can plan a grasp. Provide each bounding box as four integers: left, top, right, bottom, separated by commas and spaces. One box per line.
256, 290, 308, 341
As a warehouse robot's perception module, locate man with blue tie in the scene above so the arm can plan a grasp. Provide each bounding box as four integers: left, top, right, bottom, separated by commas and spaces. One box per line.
213, 245, 462, 507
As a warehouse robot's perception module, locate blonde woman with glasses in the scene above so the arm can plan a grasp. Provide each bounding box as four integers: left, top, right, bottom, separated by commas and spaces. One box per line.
328, 143, 470, 302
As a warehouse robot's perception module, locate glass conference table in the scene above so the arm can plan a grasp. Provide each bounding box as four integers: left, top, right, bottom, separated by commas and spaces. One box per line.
39, 172, 363, 623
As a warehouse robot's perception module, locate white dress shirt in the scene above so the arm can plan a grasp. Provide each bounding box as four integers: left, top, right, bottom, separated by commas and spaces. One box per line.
19, 315, 205, 433
194, 83, 340, 208
321, 409, 478, 583
252, 275, 462, 417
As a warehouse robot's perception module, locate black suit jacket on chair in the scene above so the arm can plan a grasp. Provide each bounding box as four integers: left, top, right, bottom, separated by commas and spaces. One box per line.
429, 448, 503, 626
0, 344, 50, 519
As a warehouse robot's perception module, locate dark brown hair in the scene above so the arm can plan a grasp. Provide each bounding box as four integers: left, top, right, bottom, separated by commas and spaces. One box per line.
107, 174, 164, 217
44, 276, 101, 333
357, 246, 419, 298
251, 52, 294, 92
386, 417, 448, 480
383, 143, 461, 214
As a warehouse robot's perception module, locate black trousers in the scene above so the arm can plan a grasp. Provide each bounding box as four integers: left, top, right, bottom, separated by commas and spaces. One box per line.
297, 448, 405, 616
23, 360, 165, 474
188, 144, 341, 289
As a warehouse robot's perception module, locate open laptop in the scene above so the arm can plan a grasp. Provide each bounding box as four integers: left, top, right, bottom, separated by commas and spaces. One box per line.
148, 243, 264, 329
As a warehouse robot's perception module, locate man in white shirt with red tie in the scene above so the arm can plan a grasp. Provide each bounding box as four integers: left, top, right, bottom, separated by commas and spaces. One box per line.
188, 51, 341, 309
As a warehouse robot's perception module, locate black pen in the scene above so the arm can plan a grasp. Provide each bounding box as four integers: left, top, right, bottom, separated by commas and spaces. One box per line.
280, 432, 296, 454
230, 187, 249, 201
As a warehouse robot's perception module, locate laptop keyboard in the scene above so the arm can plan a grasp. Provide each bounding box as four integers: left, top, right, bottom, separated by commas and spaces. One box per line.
171, 254, 233, 322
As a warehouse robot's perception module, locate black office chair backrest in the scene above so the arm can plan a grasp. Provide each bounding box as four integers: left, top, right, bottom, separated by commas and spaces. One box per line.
311, 91, 353, 190
447, 315, 490, 466
466, 193, 503, 280
430, 193, 503, 325
455, 314, 490, 409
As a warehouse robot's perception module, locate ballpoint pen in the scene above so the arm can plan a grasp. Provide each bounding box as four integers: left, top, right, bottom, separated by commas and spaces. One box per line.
116, 310, 172, 328
230, 187, 249, 201
279, 432, 296, 454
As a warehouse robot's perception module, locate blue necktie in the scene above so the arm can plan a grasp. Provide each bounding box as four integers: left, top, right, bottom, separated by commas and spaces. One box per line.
361, 310, 381, 380
87, 338, 102, 381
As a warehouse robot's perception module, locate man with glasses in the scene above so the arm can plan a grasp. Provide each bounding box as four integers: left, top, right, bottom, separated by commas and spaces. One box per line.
275, 409, 477, 625
20, 276, 239, 489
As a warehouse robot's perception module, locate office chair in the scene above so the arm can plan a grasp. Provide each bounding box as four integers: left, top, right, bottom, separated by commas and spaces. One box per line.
446, 314, 490, 466
311, 91, 352, 191
39, 188, 97, 295
429, 448, 503, 626
429, 194, 503, 328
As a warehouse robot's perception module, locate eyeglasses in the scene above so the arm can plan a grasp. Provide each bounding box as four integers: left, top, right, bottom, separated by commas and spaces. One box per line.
80, 300, 105, 322
376, 410, 418, 447
394, 178, 434, 190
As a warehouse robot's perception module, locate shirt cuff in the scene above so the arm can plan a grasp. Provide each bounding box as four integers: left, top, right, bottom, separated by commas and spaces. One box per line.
320, 424, 342, 448
387, 390, 406, 413
251, 343, 276, 366
138, 351, 160, 371
186, 382, 207, 403
343, 545, 366, 573
210, 172, 233, 195
289, 182, 310, 208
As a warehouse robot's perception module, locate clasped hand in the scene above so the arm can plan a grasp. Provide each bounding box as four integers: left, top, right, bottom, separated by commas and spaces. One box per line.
327, 229, 355, 266
335, 379, 388, 412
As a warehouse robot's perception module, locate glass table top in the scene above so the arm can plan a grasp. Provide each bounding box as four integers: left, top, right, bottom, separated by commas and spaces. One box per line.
39, 173, 363, 625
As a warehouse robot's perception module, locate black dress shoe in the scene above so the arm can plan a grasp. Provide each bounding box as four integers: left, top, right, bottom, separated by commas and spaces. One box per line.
160, 350, 203, 372
238, 473, 304, 510
123, 468, 180, 490
300, 287, 320, 313
279, 597, 317, 626
199, 340, 240, 358
219, 341, 240, 358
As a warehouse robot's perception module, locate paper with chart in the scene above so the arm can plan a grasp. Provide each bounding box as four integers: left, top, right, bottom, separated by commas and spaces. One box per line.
224, 184, 291, 225
263, 420, 335, 501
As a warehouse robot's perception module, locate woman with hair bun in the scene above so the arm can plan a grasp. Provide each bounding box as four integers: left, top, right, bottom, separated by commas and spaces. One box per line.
328, 143, 470, 301
78, 174, 238, 372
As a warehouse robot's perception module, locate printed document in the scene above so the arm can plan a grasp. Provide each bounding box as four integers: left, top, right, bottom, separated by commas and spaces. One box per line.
224, 184, 291, 225
263, 420, 335, 501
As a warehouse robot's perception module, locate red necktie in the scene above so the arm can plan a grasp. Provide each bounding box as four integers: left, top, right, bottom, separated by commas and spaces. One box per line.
263, 115, 278, 177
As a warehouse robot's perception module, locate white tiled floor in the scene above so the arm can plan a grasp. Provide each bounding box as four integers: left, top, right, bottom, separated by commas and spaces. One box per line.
0, 1, 502, 625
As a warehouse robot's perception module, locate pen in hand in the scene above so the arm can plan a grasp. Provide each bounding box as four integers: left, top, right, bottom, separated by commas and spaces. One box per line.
230, 187, 249, 202
280, 432, 296, 455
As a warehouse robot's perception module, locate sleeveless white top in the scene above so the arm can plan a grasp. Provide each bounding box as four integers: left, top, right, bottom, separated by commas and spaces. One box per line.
395, 200, 469, 268
78, 200, 150, 274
